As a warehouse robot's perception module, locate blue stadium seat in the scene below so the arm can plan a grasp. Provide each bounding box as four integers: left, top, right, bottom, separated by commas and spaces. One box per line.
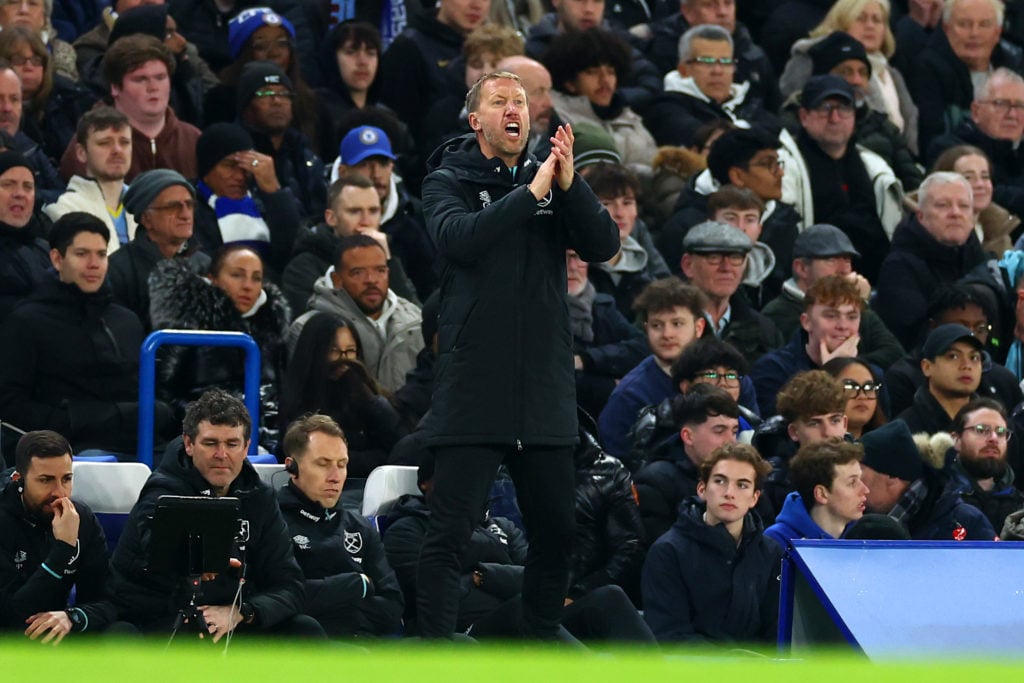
361, 465, 419, 533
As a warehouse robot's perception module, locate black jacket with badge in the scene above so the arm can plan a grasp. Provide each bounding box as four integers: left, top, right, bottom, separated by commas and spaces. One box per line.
276, 481, 403, 637
422, 134, 620, 447
109, 439, 305, 630
0, 480, 116, 632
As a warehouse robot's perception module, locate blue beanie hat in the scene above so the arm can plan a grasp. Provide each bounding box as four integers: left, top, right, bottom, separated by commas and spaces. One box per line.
228, 7, 296, 59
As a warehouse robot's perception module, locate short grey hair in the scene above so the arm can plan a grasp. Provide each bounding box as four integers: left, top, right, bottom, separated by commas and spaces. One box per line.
943, 0, 1004, 27
976, 66, 1024, 101
918, 171, 974, 208
678, 24, 733, 65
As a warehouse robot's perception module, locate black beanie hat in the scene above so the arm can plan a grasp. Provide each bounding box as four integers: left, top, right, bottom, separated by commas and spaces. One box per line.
0, 150, 31, 177
859, 421, 923, 482
809, 31, 872, 77
236, 60, 293, 112
108, 4, 169, 45
197, 123, 255, 180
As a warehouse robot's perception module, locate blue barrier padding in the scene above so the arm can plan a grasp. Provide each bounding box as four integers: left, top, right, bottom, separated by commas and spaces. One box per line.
72, 455, 118, 463
780, 539, 1024, 659
247, 453, 278, 464
138, 330, 261, 466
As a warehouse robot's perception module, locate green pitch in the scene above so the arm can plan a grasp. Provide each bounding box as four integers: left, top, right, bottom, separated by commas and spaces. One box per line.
3, 639, 1024, 681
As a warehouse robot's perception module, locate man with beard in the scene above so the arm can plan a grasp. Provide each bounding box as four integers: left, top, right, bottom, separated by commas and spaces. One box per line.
947, 398, 1024, 533
0, 430, 123, 641
288, 234, 423, 392
45, 107, 135, 254
418, 71, 618, 638
236, 61, 325, 223
496, 56, 559, 158
282, 173, 419, 315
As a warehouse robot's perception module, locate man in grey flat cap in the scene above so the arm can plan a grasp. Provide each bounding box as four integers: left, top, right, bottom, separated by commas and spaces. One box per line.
107, 168, 210, 329
680, 220, 783, 363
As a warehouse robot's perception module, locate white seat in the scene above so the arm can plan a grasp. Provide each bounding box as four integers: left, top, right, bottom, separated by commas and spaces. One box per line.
253, 463, 288, 488
361, 465, 419, 518
71, 462, 151, 513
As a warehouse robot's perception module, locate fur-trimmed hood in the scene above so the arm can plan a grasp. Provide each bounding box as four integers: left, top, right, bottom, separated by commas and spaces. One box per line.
912, 430, 954, 470
148, 259, 291, 392
149, 258, 291, 343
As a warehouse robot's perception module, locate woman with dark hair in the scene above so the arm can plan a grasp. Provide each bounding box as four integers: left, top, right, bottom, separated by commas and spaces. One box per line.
149, 244, 291, 447
204, 7, 332, 160
0, 26, 93, 164
317, 21, 382, 130
281, 311, 408, 476
823, 356, 887, 439
542, 28, 656, 170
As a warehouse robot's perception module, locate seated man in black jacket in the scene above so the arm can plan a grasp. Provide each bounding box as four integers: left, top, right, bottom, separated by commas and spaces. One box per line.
277, 413, 403, 637
0, 430, 127, 642
0, 212, 173, 461
110, 389, 324, 638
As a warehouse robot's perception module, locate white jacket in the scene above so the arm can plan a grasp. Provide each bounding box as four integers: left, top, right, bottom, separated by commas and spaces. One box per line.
778, 131, 904, 239
43, 176, 137, 254
550, 91, 657, 170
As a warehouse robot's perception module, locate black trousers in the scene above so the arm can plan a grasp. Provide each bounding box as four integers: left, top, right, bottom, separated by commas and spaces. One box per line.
416, 444, 576, 639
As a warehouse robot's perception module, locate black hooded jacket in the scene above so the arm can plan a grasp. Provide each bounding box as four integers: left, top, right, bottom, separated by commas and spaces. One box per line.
109, 439, 305, 629
421, 133, 619, 447
276, 481, 403, 636
641, 498, 782, 643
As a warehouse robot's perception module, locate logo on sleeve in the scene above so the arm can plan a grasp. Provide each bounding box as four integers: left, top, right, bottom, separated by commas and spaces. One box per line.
292, 535, 310, 551
343, 531, 363, 554
478, 190, 492, 208
13, 550, 26, 569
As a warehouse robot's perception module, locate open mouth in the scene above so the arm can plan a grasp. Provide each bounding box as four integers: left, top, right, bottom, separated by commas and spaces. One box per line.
505, 122, 521, 139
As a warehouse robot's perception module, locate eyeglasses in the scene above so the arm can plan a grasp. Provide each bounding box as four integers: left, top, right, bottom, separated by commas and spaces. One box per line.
251, 39, 292, 54
812, 102, 855, 118
979, 99, 1024, 114
148, 199, 196, 213
253, 89, 294, 100
9, 55, 43, 68
687, 56, 736, 67
842, 380, 881, 398
697, 252, 746, 266
962, 424, 1012, 441
696, 370, 741, 387
748, 157, 784, 172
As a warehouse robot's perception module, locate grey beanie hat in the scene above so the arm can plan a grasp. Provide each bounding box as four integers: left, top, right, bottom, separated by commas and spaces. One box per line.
123, 169, 196, 221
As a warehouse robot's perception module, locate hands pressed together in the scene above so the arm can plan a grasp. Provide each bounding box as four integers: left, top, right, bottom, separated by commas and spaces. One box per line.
530, 124, 575, 201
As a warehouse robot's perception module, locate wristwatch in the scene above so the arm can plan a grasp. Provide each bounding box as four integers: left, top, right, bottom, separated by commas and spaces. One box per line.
239, 602, 256, 625
65, 607, 87, 631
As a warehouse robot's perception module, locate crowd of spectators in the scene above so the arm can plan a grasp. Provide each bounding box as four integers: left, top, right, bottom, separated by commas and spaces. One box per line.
5, 0, 1024, 648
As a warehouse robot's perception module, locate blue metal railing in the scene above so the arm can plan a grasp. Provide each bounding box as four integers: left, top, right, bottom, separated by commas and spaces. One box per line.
138, 330, 261, 466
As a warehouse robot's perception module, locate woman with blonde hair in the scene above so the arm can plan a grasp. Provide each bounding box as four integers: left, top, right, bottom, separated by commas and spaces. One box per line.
779, 0, 919, 154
